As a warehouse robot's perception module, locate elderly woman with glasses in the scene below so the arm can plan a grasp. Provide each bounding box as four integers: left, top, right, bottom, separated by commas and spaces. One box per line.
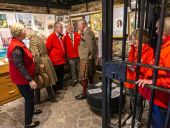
7, 23, 41, 128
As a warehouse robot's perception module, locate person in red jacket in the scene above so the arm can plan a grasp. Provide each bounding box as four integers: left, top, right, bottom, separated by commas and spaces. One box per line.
125, 29, 154, 127
46, 22, 67, 92
63, 24, 81, 86
136, 17, 170, 128
7, 23, 41, 128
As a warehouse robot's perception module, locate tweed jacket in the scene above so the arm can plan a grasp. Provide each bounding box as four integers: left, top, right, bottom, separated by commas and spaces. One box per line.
78, 27, 97, 63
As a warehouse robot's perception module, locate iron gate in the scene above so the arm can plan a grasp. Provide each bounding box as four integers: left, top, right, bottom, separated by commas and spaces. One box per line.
102, 0, 170, 128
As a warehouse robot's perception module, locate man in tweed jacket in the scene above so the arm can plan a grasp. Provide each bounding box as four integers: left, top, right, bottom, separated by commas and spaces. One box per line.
75, 19, 97, 100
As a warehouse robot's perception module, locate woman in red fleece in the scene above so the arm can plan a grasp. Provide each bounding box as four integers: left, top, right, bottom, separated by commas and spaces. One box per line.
125, 29, 154, 127
7, 23, 40, 128
136, 17, 170, 128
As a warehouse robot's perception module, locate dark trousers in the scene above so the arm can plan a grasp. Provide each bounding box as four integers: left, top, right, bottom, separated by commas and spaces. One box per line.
54, 64, 64, 90
152, 104, 167, 128
34, 86, 55, 103
17, 84, 34, 125
127, 88, 144, 121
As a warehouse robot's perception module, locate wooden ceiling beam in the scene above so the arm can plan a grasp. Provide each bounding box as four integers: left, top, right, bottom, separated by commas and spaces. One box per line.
0, 0, 71, 9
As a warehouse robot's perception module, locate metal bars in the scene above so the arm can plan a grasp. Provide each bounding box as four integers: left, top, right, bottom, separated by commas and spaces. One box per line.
102, 0, 169, 128
102, 0, 113, 127
118, 0, 128, 127
147, 0, 167, 127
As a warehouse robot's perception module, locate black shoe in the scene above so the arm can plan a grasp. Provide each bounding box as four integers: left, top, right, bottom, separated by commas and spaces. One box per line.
34, 109, 42, 115
25, 121, 40, 128
50, 98, 58, 103
55, 90, 62, 95
61, 87, 68, 90
75, 93, 86, 100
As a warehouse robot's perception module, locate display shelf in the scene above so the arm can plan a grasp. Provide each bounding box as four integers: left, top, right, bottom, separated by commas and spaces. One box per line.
0, 64, 21, 105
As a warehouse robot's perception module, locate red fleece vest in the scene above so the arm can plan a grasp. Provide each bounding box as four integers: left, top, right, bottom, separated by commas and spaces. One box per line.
7, 38, 35, 85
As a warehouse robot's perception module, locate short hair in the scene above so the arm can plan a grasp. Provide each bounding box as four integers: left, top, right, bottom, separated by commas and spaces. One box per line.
66, 23, 72, 28
132, 28, 150, 43
10, 23, 25, 37
163, 17, 170, 36
54, 22, 61, 28
26, 28, 37, 38
78, 19, 87, 26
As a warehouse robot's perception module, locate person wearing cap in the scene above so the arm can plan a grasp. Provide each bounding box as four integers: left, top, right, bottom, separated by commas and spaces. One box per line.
27, 29, 58, 104
7, 23, 41, 128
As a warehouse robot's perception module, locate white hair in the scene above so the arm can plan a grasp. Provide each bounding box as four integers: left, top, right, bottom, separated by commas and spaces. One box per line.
10, 23, 25, 37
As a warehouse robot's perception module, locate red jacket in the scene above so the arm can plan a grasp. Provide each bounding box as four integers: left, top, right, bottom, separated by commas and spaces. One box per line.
140, 36, 170, 109
125, 44, 154, 89
7, 38, 35, 85
46, 32, 66, 65
63, 32, 81, 59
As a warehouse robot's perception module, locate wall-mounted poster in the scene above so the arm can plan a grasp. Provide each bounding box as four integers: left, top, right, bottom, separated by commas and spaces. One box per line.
15, 13, 32, 28
0, 14, 8, 28
84, 15, 90, 27
32, 14, 46, 35
128, 11, 138, 35
0, 12, 16, 28
113, 5, 124, 38
5, 13, 16, 27
0, 35, 3, 49
55, 16, 64, 23
46, 15, 55, 36
70, 17, 83, 32
0, 28, 12, 48
90, 13, 102, 37
63, 15, 69, 23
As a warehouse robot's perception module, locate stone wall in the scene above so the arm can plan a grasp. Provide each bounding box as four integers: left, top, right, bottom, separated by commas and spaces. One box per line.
0, 3, 68, 15
69, 1, 102, 14
0, 1, 169, 16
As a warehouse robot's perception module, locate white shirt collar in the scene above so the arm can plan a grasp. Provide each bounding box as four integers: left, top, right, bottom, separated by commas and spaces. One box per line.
84, 27, 88, 32
55, 32, 60, 37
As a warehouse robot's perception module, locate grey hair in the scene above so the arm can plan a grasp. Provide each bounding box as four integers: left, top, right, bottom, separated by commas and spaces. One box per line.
26, 28, 37, 38
78, 19, 87, 26
54, 22, 62, 28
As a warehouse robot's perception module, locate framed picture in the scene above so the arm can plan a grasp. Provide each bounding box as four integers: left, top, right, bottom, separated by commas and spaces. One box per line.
130, 0, 138, 11
90, 13, 102, 37
70, 16, 83, 32
128, 11, 138, 35
113, 4, 124, 38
